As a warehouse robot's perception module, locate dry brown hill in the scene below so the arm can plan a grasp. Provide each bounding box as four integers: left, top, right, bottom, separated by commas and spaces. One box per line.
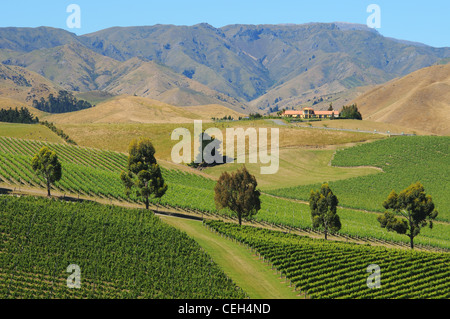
0, 63, 61, 117
45, 95, 246, 124
102, 57, 247, 112
0, 63, 61, 103
352, 64, 450, 135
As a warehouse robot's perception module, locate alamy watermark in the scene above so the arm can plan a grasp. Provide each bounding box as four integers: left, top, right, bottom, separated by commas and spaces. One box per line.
171, 120, 280, 174
367, 4, 381, 29
67, 264, 81, 289
66, 4, 81, 29
366, 264, 381, 289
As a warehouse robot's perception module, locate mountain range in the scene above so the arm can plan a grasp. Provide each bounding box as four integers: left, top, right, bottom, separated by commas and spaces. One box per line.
0, 23, 449, 114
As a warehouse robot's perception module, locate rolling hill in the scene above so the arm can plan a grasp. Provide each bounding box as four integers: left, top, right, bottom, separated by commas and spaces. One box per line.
352, 64, 450, 135
0, 63, 60, 117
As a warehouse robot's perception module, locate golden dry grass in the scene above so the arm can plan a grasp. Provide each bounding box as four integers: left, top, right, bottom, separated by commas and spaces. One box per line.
302, 119, 430, 135
45, 95, 246, 124
352, 64, 450, 135
0, 123, 63, 143
57, 120, 383, 162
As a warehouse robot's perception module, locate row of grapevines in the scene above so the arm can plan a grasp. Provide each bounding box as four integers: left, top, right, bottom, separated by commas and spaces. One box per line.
1, 136, 449, 250
205, 220, 450, 299
0, 196, 247, 299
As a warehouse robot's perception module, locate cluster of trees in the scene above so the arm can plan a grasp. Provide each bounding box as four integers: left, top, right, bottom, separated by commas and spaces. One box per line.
0, 107, 39, 124
212, 115, 234, 121
307, 181, 438, 249
339, 104, 362, 120
248, 113, 263, 120
40, 121, 77, 145
32, 90, 93, 114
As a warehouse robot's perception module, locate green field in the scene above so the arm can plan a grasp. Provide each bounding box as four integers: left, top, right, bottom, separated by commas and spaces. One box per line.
268, 136, 450, 221
0, 196, 246, 299
0, 123, 63, 143
207, 220, 450, 299
1, 136, 449, 249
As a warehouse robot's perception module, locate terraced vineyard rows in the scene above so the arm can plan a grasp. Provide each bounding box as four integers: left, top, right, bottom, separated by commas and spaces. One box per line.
0, 136, 449, 250
205, 221, 450, 299
0, 196, 247, 299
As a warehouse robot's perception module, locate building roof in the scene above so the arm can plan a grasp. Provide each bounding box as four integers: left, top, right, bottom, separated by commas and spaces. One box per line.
284, 110, 303, 115
315, 111, 339, 115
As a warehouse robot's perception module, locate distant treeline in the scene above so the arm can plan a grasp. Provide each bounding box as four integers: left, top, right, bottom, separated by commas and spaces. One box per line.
40, 121, 77, 145
32, 90, 93, 114
0, 107, 39, 124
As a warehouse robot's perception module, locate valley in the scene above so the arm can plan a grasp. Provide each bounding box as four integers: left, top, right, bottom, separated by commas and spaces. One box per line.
0, 21, 449, 301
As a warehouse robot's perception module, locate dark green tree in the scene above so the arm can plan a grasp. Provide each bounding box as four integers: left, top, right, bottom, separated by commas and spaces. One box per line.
378, 182, 438, 249
32, 90, 92, 114
31, 146, 62, 197
120, 138, 168, 210
339, 104, 362, 120
189, 131, 224, 168
309, 183, 341, 240
214, 166, 261, 226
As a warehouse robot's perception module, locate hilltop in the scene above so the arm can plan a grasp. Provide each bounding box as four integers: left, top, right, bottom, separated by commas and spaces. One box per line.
352, 64, 450, 135
44, 95, 246, 124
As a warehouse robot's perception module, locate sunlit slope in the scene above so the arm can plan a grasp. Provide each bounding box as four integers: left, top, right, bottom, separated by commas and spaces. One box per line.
45, 95, 246, 124
352, 64, 450, 135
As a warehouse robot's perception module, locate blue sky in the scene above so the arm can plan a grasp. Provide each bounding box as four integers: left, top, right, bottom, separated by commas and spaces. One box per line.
1, 0, 449, 47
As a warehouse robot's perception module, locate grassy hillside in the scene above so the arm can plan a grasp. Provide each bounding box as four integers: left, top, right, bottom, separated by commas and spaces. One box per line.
298, 119, 431, 136
0, 196, 246, 299
0, 136, 448, 249
44, 95, 246, 124
268, 136, 450, 221
352, 64, 450, 135
0, 123, 63, 143
52, 120, 382, 161
204, 147, 380, 191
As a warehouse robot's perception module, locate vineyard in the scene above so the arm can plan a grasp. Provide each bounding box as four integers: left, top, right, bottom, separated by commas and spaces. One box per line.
0, 196, 247, 299
268, 136, 450, 221
0, 136, 449, 249
205, 220, 450, 299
